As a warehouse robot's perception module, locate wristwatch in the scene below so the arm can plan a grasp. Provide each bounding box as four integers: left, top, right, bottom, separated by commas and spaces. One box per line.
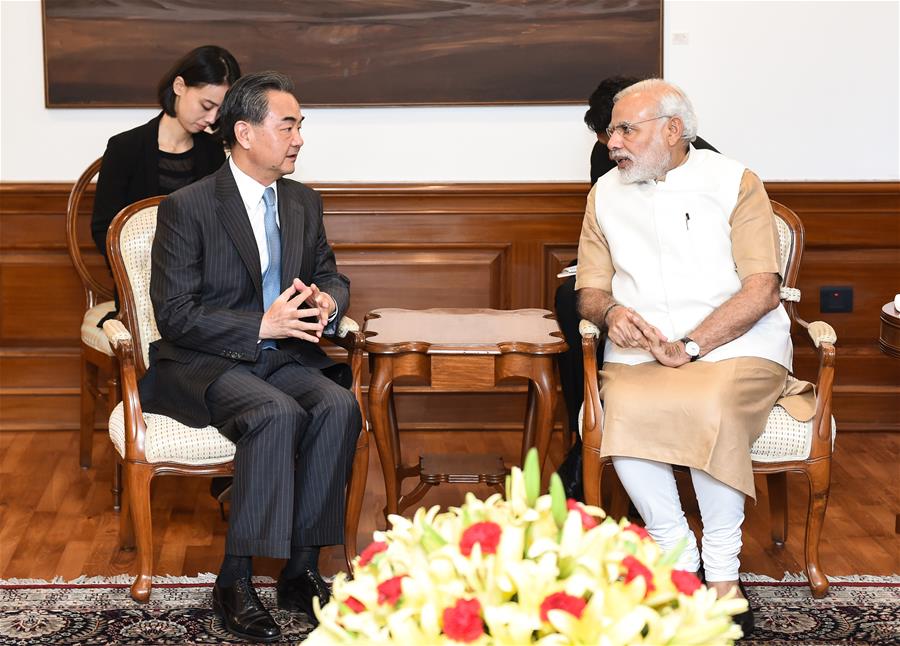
681, 337, 701, 361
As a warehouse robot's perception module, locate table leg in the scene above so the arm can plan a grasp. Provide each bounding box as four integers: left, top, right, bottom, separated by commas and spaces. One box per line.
530, 358, 557, 474
520, 380, 537, 464
368, 360, 399, 523
388, 384, 401, 468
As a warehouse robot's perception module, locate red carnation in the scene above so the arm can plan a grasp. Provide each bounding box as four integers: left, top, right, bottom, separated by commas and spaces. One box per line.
622, 555, 656, 596
358, 541, 388, 566
539, 591, 587, 622
567, 499, 598, 530
344, 596, 365, 613
442, 598, 485, 643
624, 523, 650, 540
459, 521, 502, 557
377, 575, 406, 606
671, 569, 703, 595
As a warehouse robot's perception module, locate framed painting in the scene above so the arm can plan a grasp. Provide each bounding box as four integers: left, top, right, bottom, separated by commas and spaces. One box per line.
42, 0, 662, 107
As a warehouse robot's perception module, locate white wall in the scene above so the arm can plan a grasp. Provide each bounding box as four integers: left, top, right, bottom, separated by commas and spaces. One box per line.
2, 0, 898, 182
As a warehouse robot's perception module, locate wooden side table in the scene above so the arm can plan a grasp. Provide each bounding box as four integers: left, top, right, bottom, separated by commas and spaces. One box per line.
879, 301, 900, 359
364, 308, 567, 519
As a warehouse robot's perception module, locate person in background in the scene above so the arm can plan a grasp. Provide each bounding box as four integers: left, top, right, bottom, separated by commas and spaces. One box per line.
90, 44, 241, 506
554, 76, 717, 501
91, 45, 241, 265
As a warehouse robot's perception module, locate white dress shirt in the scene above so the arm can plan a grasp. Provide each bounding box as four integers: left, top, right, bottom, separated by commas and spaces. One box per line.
228, 157, 337, 326
230, 157, 278, 275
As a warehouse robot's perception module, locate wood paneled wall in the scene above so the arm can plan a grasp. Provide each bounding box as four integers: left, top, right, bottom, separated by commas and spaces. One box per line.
1, 181, 898, 432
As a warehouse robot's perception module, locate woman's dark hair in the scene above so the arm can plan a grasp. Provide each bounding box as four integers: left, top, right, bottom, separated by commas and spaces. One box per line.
157, 45, 241, 116
584, 76, 641, 134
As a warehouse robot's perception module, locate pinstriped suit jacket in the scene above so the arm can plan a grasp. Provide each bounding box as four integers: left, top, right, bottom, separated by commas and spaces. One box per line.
138, 162, 350, 428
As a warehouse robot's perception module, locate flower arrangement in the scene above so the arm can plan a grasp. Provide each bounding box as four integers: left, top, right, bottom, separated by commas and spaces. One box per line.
307, 449, 747, 644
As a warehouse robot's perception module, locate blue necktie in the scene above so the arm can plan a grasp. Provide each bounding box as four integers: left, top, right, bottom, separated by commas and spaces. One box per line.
261, 187, 280, 350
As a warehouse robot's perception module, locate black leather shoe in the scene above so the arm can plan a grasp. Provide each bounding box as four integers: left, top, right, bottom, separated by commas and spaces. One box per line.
734, 580, 755, 638
212, 578, 281, 643
277, 569, 331, 624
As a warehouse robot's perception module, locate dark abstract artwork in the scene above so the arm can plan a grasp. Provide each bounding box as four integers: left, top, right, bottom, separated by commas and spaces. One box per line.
42, 0, 661, 107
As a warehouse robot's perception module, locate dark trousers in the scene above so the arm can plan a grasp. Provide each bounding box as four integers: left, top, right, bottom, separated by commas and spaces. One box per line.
205, 349, 361, 558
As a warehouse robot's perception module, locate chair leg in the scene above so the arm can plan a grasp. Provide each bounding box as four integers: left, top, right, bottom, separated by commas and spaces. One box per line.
804, 460, 831, 599
112, 461, 123, 513
582, 445, 602, 507
119, 468, 135, 551
126, 462, 155, 602
767, 472, 788, 547
344, 430, 369, 573
106, 374, 122, 510
79, 355, 98, 468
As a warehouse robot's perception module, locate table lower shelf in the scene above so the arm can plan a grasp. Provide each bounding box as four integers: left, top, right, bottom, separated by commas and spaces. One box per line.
390, 453, 508, 515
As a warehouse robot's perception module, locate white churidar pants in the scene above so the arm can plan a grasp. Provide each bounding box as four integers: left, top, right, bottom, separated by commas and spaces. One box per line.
612, 456, 746, 581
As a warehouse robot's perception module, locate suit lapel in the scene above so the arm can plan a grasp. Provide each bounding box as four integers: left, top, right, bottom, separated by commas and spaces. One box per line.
216, 165, 263, 302
277, 179, 305, 291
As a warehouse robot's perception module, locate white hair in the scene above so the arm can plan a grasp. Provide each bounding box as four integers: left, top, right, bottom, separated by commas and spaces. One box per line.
614, 79, 698, 142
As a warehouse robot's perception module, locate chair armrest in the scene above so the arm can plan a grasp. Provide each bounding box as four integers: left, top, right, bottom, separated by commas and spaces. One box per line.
323, 316, 369, 438
102, 320, 148, 461
580, 319, 604, 446
326, 316, 366, 352
792, 318, 837, 452
102, 319, 132, 352
580, 319, 601, 339
806, 320, 837, 348
794, 316, 838, 349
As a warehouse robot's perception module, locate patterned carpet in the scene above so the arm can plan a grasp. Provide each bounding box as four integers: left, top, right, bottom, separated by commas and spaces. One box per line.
0, 576, 897, 645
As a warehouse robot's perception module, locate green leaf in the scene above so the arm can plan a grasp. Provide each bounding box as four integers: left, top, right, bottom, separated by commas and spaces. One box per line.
657, 536, 688, 567
420, 522, 448, 553
550, 472, 567, 528
505, 474, 511, 500
524, 447, 540, 507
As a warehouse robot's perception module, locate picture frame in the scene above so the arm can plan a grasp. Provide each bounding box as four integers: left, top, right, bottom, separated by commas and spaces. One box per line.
42, 0, 663, 108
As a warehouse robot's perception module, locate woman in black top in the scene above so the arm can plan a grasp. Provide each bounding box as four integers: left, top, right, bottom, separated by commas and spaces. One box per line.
91, 45, 241, 259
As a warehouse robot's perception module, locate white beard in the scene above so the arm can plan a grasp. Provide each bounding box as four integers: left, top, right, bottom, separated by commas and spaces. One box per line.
615, 141, 672, 184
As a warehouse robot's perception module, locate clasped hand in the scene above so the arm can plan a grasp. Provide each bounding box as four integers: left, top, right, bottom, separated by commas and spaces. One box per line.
606, 307, 690, 367
259, 278, 333, 343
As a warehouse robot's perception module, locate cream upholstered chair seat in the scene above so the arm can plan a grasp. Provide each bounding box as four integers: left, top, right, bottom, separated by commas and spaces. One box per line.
578, 400, 837, 464
750, 406, 836, 463
103, 196, 370, 603
81, 301, 116, 354
108, 403, 234, 466
578, 200, 837, 599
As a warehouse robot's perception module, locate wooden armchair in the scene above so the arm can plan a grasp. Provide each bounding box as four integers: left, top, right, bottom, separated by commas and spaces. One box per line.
103, 196, 369, 602
580, 200, 837, 598
65, 157, 123, 506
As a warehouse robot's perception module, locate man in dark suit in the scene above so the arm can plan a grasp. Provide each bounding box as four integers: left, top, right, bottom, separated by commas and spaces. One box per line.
142, 71, 360, 642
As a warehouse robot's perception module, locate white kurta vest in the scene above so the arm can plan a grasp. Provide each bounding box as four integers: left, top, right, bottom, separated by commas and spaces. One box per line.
595, 147, 793, 370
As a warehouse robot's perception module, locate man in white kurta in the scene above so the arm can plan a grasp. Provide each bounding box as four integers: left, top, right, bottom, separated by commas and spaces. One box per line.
575, 80, 813, 622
